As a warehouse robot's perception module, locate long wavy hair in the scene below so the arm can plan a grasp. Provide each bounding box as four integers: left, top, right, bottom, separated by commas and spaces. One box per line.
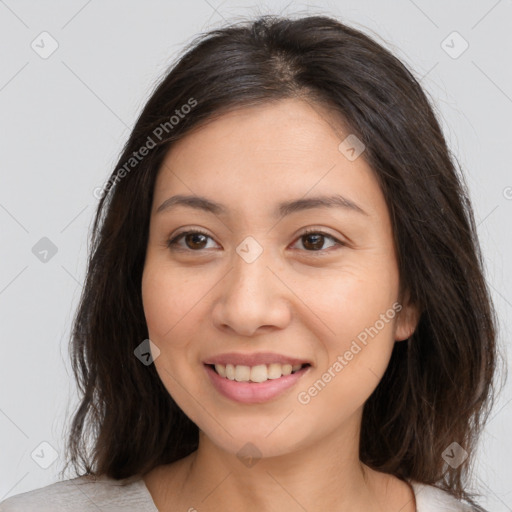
61, 13, 504, 511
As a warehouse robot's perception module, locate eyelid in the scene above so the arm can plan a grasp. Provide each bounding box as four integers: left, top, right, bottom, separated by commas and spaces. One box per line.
290, 228, 346, 254
166, 227, 347, 253
166, 228, 216, 251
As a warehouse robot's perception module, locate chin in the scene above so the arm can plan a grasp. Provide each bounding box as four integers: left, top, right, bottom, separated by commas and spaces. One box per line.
198, 416, 313, 461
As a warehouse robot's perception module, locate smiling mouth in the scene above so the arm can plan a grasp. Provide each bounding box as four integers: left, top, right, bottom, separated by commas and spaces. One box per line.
206, 363, 310, 383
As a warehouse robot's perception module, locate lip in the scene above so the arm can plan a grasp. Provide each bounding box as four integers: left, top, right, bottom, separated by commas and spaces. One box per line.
203, 351, 312, 367
204, 363, 311, 404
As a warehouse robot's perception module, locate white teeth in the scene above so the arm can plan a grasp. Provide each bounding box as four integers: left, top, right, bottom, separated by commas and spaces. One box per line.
234, 365, 251, 382
267, 363, 283, 379
215, 364, 226, 378
226, 364, 235, 380
211, 362, 306, 382
282, 364, 292, 376
250, 364, 268, 383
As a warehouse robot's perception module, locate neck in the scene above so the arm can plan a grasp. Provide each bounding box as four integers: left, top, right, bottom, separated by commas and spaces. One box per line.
149, 411, 415, 512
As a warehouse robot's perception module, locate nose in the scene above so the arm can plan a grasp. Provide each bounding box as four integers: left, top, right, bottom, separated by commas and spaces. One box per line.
211, 244, 292, 337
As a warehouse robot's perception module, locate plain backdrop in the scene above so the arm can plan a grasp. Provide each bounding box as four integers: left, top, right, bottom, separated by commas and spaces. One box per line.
0, 0, 511, 509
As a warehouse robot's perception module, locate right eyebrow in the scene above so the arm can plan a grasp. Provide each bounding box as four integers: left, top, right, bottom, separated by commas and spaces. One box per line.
156, 193, 369, 218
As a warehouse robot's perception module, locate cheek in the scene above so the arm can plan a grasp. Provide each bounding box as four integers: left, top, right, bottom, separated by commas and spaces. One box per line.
304, 264, 399, 379
141, 263, 207, 416
296, 277, 399, 417
313, 268, 398, 335
141, 263, 207, 346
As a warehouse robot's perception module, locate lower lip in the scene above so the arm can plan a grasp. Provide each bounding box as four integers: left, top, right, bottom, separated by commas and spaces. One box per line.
204, 364, 310, 404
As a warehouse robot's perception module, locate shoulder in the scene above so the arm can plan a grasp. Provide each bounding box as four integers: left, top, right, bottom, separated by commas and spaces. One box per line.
410, 481, 479, 512
0, 474, 157, 512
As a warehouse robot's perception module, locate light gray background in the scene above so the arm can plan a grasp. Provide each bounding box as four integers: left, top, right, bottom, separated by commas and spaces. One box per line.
0, 0, 511, 509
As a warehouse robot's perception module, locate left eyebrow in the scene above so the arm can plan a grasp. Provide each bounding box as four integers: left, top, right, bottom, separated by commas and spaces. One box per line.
156, 193, 369, 218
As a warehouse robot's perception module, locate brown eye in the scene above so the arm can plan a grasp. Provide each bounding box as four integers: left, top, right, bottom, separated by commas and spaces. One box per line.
166, 229, 344, 254
166, 230, 216, 251
293, 229, 344, 254
302, 233, 325, 251
183, 233, 208, 250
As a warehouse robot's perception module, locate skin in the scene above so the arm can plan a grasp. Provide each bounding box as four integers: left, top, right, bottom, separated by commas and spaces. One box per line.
141, 97, 420, 512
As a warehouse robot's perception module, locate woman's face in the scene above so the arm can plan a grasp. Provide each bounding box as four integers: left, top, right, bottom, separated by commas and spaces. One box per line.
141, 98, 418, 458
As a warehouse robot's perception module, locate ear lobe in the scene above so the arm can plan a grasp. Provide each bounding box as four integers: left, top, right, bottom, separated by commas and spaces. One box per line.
394, 292, 420, 342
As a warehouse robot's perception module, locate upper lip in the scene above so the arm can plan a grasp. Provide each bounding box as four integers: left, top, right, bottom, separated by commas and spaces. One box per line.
204, 352, 312, 367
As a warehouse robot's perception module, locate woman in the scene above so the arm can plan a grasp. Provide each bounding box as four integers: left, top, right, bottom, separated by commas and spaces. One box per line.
1, 13, 501, 512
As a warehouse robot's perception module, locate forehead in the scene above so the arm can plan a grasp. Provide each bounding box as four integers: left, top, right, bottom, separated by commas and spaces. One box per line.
152, 98, 385, 219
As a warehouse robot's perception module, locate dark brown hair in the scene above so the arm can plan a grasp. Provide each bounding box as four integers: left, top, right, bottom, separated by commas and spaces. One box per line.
61, 13, 504, 511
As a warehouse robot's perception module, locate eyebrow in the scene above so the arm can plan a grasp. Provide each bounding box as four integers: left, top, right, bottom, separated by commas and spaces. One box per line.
156, 193, 369, 218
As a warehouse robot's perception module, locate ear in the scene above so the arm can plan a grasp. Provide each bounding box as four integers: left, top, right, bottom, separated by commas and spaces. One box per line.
394, 290, 420, 342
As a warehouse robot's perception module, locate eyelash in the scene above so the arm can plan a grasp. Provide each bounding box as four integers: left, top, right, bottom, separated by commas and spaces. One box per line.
166, 228, 345, 255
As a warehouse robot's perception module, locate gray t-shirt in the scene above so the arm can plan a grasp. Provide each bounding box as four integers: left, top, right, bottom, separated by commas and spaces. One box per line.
0, 474, 477, 511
